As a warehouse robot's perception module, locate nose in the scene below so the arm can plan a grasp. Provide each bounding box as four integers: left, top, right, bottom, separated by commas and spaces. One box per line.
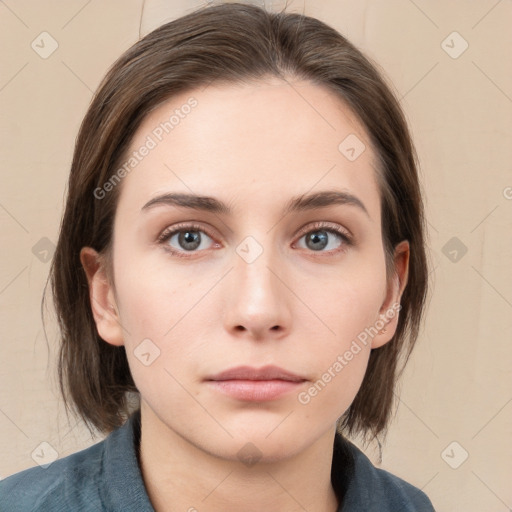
223, 245, 292, 341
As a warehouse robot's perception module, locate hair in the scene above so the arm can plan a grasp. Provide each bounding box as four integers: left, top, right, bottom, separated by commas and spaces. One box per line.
47, 2, 429, 441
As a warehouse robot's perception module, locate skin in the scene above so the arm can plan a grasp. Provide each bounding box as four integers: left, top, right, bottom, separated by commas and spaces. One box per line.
81, 77, 409, 512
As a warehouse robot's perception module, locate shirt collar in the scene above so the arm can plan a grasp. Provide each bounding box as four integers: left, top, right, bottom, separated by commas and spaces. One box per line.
102, 408, 154, 510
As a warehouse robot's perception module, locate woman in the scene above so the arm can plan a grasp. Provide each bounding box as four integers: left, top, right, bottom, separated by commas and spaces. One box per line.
0, 3, 434, 510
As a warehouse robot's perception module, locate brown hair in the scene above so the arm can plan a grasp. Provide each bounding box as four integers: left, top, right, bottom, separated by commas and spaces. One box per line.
47, 2, 429, 440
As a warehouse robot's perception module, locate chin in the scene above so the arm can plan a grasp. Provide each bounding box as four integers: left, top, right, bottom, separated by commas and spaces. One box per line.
205, 436, 304, 466
200, 422, 318, 464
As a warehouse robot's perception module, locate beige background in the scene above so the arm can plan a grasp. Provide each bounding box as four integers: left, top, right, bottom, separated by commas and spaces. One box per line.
1, 0, 511, 510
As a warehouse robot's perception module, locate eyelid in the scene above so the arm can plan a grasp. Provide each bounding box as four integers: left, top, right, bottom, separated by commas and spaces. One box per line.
157, 222, 220, 249
294, 221, 353, 242
292, 221, 354, 257
156, 220, 354, 257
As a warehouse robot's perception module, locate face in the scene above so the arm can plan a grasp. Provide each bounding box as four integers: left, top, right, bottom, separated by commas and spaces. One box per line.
83, 77, 408, 461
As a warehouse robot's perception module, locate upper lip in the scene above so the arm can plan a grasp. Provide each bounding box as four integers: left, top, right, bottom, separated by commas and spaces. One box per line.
206, 365, 306, 382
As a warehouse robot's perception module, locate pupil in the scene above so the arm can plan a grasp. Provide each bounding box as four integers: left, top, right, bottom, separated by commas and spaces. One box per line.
179, 231, 201, 250
307, 231, 328, 250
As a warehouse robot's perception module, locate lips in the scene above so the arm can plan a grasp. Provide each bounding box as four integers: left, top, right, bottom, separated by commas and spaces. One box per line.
206, 365, 306, 383
205, 365, 307, 402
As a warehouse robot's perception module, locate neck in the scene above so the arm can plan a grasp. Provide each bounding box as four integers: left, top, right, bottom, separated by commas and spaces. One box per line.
138, 403, 340, 512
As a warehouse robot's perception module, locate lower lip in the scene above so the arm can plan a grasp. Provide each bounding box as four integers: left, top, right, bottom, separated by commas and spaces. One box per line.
206, 379, 305, 401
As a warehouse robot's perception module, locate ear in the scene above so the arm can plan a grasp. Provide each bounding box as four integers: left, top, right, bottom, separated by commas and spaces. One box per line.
371, 240, 410, 349
80, 247, 124, 347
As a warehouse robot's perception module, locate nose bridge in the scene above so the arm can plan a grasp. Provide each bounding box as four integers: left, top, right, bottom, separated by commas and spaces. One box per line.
224, 234, 290, 338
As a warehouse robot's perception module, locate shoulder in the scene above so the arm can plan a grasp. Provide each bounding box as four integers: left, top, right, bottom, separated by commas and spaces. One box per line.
0, 411, 152, 512
0, 438, 107, 512
365, 464, 435, 511
335, 435, 436, 511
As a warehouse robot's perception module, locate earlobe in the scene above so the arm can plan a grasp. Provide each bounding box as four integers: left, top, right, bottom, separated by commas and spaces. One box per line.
371, 240, 410, 349
80, 247, 124, 347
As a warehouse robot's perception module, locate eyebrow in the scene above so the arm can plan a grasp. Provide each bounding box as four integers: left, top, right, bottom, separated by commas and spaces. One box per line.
141, 190, 369, 218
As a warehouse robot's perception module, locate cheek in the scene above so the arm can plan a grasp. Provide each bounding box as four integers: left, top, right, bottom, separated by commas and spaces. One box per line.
300, 257, 387, 346
112, 247, 193, 336
113, 266, 204, 415
285, 259, 387, 419
111, 252, 216, 378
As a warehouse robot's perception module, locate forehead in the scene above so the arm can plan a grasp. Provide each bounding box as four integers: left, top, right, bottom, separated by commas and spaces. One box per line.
115, 78, 381, 220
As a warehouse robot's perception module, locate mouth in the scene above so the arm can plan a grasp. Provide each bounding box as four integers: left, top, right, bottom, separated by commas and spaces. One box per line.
204, 365, 307, 402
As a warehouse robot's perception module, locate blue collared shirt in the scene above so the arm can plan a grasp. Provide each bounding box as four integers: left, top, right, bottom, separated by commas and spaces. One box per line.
0, 410, 435, 511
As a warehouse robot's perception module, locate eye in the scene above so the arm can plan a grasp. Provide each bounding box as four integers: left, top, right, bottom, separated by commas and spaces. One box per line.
295, 223, 352, 254
157, 221, 352, 258
157, 223, 218, 256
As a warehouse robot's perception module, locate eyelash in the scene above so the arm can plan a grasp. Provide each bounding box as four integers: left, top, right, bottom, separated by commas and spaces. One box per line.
157, 221, 353, 258
157, 223, 219, 259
